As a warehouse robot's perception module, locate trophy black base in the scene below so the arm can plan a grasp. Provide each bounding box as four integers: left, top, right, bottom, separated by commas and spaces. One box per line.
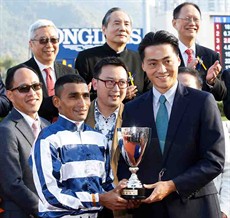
121, 187, 146, 200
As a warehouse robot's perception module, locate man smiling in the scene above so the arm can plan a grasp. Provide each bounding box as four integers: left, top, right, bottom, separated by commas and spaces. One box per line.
172, 2, 226, 101
75, 7, 151, 101
0, 64, 49, 218
7, 19, 77, 122
117, 30, 225, 218
31, 74, 129, 218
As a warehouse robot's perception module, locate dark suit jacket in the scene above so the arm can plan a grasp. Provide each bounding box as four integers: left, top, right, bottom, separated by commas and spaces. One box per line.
85, 99, 124, 185
22, 57, 77, 122
0, 79, 11, 117
75, 43, 152, 100
179, 44, 227, 101
222, 68, 230, 119
0, 108, 49, 218
117, 84, 225, 218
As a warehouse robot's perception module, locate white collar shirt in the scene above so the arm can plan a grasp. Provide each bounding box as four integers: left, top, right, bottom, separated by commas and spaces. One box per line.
152, 81, 178, 120
179, 41, 196, 67
33, 57, 56, 86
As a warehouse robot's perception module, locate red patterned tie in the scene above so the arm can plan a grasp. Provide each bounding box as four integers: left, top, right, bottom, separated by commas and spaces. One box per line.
44, 68, 55, 96
185, 49, 193, 65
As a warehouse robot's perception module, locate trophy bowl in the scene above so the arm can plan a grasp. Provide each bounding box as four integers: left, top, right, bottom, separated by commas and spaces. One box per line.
118, 127, 150, 200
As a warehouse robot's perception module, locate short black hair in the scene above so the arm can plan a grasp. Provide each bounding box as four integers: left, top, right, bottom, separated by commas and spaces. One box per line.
173, 2, 201, 19
178, 66, 203, 89
6, 64, 38, 90
138, 30, 179, 62
54, 74, 86, 97
93, 57, 129, 78
102, 7, 132, 27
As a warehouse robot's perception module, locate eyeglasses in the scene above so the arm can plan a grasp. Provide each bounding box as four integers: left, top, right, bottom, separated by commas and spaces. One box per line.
31, 37, 59, 45
96, 78, 128, 89
176, 17, 200, 23
10, 83, 43, 93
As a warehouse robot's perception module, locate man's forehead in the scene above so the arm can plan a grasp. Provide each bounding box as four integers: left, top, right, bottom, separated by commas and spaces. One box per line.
15, 67, 38, 78
63, 83, 88, 92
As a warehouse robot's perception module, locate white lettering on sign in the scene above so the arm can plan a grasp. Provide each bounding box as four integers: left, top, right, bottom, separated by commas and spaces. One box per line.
57, 28, 142, 52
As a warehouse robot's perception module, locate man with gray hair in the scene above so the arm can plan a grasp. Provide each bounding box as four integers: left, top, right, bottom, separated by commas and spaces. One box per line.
75, 7, 151, 101
7, 19, 77, 122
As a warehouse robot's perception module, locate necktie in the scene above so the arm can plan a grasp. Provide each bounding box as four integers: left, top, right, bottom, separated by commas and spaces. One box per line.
32, 119, 40, 138
185, 49, 193, 65
44, 68, 55, 96
156, 95, 168, 153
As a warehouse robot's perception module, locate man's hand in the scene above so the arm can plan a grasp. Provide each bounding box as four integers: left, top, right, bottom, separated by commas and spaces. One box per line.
125, 85, 138, 100
141, 180, 176, 203
99, 179, 128, 211
187, 58, 199, 69
206, 60, 222, 85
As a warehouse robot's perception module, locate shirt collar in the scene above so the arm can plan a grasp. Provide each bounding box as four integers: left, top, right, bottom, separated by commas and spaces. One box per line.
59, 113, 84, 131
33, 56, 55, 72
179, 40, 196, 55
14, 107, 40, 128
152, 81, 178, 107
94, 100, 119, 118
103, 43, 127, 55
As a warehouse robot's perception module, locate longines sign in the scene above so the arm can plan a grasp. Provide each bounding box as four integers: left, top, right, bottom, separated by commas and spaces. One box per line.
56, 28, 143, 67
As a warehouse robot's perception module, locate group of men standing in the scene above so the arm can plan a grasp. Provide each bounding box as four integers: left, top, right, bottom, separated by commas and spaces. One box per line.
0, 2, 229, 218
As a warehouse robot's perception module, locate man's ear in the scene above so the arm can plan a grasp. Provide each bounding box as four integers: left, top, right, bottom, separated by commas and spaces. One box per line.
142, 62, 146, 72
102, 25, 106, 38
6, 90, 13, 103
91, 79, 97, 91
88, 82, 92, 91
172, 19, 177, 29
178, 56, 181, 66
52, 95, 60, 109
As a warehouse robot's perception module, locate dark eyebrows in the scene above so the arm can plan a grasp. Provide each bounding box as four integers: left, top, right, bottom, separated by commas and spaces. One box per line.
146, 56, 171, 62
68, 92, 90, 98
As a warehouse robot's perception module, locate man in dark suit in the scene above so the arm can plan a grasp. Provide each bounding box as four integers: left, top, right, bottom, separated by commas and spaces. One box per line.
222, 68, 230, 119
117, 30, 225, 218
7, 19, 77, 122
0, 64, 49, 218
75, 7, 151, 101
0, 78, 11, 117
172, 2, 226, 101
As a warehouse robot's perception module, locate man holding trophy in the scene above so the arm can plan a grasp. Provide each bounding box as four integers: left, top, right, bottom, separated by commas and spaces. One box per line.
117, 31, 225, 218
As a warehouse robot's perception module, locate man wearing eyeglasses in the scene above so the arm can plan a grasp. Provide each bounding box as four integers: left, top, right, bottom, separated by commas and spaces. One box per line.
0, 64, 49, 218
30, 74, 131, 218
85, 57, 131, 218
7, 19, 77, 122
172, 2, 226, 101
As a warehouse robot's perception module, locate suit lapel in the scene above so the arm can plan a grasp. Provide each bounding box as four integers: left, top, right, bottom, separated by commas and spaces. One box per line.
162, 84, 189, 162
11, 109, 35, 146
26, 58, 48, 96
111, 104, 124, 162
54, 62, 63, 80
85, 100, 96, 128
179, 50, 185, 67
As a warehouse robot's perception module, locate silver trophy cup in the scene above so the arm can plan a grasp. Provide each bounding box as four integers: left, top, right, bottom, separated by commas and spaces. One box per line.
118, 127, 150, 199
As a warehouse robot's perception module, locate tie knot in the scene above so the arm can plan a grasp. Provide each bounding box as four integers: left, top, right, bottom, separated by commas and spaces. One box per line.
159, 95, 166, 104
185, 49, 193, 55
32, 119, 39, 129
44, 67, 51, 75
